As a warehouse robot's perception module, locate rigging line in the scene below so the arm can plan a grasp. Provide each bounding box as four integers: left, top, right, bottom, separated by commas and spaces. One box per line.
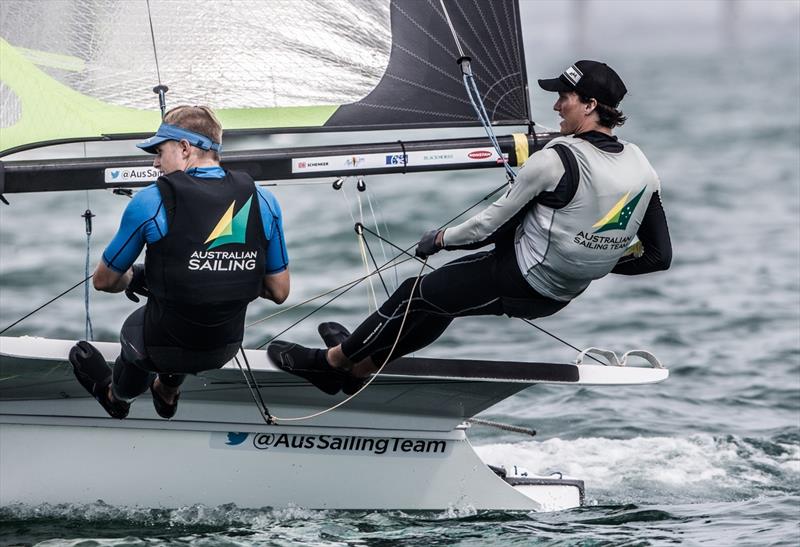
355, 192, 378, 312
356, 225, 607, 367
271, 257, 428, 423
82, 194, 94, 341
438, 0, 515, 181
464, 74, 516, 181
260, 180, 342, 188
355, 224, 433, 272
357, 230, 378, 313
0, 276, 92, 335
368, 190, 400, 289
254, 278, 364, 350
365, 190, 392, 290
467, 417, 536, 437
439, 0, 466, 58
254, 251, 420, 351
518, 318, 604, 366
245, 255, 415, 330
247, 179, 519, 349
145, 0, 163, 87
360, 229, 390, 298
234, 348, 275, 424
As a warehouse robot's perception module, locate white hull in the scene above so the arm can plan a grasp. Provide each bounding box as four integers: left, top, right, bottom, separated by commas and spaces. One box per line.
0, 421, 579, 511
0, 336, 667, 511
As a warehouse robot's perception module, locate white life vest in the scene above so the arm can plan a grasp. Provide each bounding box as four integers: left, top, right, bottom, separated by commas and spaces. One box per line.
514, 135, 660, 301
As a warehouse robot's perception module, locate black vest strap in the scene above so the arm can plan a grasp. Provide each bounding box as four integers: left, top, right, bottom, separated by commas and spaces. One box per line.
155, 178, 176, 227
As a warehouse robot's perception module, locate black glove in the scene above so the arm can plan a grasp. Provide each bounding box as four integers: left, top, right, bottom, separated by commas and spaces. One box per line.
125, 263, 150, 303
415, 229, 442, 259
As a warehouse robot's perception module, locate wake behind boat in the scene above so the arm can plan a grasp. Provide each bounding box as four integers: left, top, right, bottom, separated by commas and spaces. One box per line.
0, 336, 666, 511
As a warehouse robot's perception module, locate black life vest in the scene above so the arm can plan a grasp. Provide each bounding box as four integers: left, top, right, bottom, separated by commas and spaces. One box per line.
145, 170, 267, 306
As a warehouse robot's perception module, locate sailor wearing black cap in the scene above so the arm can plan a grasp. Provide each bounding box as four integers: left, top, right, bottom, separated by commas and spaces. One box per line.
269, 61, 672, 396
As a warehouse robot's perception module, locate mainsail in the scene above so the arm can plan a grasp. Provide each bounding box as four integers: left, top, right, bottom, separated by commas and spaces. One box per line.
1, 0, 531, 156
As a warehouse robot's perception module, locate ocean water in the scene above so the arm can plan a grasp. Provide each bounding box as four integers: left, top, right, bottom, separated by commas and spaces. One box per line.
2, 7, 800, 547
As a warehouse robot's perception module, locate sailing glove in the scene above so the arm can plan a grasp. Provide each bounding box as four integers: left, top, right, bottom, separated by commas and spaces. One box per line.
415, 229, 442, 259
125, 263, 150, 303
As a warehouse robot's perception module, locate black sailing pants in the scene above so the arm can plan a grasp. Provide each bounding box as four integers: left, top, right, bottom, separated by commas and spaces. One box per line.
340, 249, 569, 364
112, 306, 240, 401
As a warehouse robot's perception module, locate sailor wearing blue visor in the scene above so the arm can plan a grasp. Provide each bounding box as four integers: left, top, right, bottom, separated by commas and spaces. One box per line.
136, 122, 223, 155
69, 105, 291, 421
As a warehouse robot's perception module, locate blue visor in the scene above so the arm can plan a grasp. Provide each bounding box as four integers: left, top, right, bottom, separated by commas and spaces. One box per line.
136, 123, 222, 154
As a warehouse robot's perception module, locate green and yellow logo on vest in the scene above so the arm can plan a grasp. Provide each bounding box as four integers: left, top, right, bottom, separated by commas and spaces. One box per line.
593, 187, 646, 233
204, 197, 253, 249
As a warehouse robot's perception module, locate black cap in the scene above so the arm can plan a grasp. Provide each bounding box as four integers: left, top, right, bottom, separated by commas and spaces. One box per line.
538, 60, 627, 108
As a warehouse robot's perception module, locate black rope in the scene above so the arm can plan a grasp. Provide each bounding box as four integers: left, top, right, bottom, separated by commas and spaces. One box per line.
397, 140, 408, 174
356, 226, 606, 366
255, 275, 367, 350
360, 228, 390, 298
234, 348, 275, 425
253, 251, 417, 349
145, 0, 168, 118
1, 203, 162, 335
0, 276, 92, 335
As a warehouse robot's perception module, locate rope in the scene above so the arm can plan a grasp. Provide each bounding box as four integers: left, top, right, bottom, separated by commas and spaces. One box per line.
270, 257, 429, 423
145, 0, 168, 118
438, 0, 516, 182
82, 194, 95, 341
0, 276, 91, 335
245, 255, 414, 330
467, 418, 536, 437
145, 0, 162, 87
357, 225, 607, 367
234, 348, 275, 425
365, 190, 395, 291
360, 229, 390, 298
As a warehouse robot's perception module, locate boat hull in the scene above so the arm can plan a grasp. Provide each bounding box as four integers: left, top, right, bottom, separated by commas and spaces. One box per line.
0, 418, 582, 511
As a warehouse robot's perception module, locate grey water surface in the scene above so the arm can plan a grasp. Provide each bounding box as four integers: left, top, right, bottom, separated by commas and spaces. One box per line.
1, 2, 799, 546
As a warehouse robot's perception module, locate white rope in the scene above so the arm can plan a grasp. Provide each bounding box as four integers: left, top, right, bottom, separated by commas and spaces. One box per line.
365, 190, 395, 292
355, 192, 379, 312
245, 255, 415, 329
272, 257, 428, 423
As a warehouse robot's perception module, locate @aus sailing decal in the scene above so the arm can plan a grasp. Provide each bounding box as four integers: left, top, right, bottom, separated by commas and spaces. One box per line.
210, 432, 451, 457
104, 167, 163, 183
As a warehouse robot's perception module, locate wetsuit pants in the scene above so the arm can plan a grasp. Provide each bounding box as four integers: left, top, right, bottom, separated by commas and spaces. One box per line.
112, 306, 240, 401
340, 249, 569, 364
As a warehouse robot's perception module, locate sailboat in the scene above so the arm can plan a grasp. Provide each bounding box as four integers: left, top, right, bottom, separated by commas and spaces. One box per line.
0, 0, 668, 511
